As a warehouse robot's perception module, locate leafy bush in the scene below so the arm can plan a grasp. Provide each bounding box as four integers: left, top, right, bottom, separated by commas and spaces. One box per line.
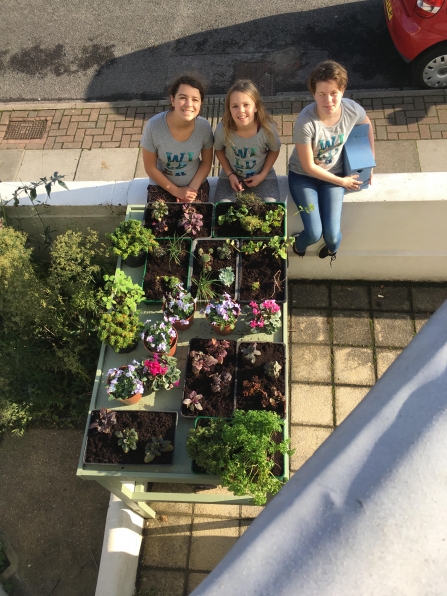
186, 410, 294, 505
0, 225, 110, 435
106, 219, 158, 259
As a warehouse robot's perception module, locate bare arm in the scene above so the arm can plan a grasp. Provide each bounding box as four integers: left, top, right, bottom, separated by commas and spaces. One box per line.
188, 147, 213, 192
296, 143, 361, 191
245, 149, 280, 188
215, 148, 243, 192
142, 148, 197, 201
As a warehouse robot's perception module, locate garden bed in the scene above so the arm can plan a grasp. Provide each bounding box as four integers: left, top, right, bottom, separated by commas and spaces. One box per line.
213, 202, 286, 238
239, 243, 287, 303
235, 342, 286, 418
181, 338, 236, 418
143, 202, 213, 238
189, 239, 238, 300
84, 410, 177, 465
142, 239, 191, 302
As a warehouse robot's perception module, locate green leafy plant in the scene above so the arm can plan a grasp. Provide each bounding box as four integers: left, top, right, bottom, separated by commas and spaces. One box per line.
144, 436, 174, 463
218, 267, 235, 288
186, 410, 294, 505
234, 190, 264, 207
240, 240, 265, 254
183, 391, 204, 412
115, 428, 138, 453
98, 311, 143, 351
251, 281, 260, 291
218, 202, 285, 235
216, 243, 232, 260
149, 199, 169, 222
106, 219, 158, 259
267, 236, 294, 260
164, 235, 186, 267
102, 270, 145, 313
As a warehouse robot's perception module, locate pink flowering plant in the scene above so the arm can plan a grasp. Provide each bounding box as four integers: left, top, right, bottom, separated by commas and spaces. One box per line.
106, 362, 144, 401
142, 352, 181, 391
163, 283, 195, 325
142, 317, 177, 353
245, 300, 282, 335
202, 293, 241, 331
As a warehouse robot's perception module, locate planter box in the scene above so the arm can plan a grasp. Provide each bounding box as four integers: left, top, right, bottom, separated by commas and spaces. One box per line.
142, 238, 192, 303
235, 341, 286, 418
181, 338, 236, 419
238, 241, 288, 303
189, 238, 239, 301
143, 202, 213, 238
213, 202, 286, 238
191, 416, 287, 480
84, 410, 178, 466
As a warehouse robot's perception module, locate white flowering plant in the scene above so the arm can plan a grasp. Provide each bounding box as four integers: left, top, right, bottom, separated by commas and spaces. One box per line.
202, 293, 241, 331
106, 362, 144, 401
142, 317, 177, 353
163, 282, 195, 325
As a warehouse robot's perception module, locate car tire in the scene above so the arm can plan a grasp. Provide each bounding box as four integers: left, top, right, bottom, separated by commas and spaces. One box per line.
412, 42, 447, 89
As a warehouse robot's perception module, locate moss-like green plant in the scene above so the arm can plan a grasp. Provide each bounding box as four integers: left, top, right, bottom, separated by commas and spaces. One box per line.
98, 311, 143, 351
106, 219, 158, 259
186, 410, 294, 505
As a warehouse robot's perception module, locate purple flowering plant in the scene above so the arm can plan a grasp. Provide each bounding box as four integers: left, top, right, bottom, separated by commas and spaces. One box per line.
106, 361, 144, 401
202, 293, 241, 331
163, 282, 195, 325
142, 317, 177, 353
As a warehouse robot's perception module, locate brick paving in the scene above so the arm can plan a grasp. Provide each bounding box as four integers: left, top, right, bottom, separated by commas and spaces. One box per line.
1, 90, 447, 153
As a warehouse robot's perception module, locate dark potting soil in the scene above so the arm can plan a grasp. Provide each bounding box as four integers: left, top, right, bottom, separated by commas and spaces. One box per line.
143, 202, 213, 238
235, 342, 286, 418
192, 420, 284, 477
190, 239, 237, 300
214, 202, 285, 238
182, 338, 236, 418
239, 247, 287, 302
85, 411, 177, 465
143, 239, 190, 301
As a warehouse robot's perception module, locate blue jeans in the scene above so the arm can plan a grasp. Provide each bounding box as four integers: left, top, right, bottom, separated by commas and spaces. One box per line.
288, 170, 345, 254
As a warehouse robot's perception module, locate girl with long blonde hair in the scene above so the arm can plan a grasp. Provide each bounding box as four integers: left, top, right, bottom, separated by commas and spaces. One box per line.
214, 80, 281, 202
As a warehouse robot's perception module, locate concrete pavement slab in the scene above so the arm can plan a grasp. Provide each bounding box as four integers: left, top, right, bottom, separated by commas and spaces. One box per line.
291, 283, 329, 309
332, 310, 373, 346
291, 383, 333, 426
290, 308, 330, 344
331, 284, 370, 310
373, 312, 415, 348
411, 286, 447, 312
417, 140, 447, 172
0, 149, 23, 181
190, 517, 239, 571
376, 348, 402, 378
370, 285, 411, 311
415, 313, 430, 332
333, 347, 375, 386
75, 148, 139, 181
16, 149, 81, 182
374, 140, 420, 173
290, 345, 332, 383
335, 386, 370, 424
141, 515, 192, 569
290, 425, 333, 471
137, 568, 185, 596
188, 573, 208, 594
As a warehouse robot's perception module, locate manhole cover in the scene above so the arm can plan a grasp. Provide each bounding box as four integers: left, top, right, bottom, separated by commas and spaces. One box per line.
4, 119, 47, 140
233, 62, 275, 96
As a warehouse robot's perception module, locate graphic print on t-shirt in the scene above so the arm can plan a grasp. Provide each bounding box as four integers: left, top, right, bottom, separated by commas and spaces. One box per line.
231, 145, 257, 178
164, 151, 195, 177
315, 134, 345, 166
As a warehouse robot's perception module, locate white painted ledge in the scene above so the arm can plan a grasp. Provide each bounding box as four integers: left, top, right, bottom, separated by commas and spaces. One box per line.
95, 484, 144, 596
1, 173, 447, 280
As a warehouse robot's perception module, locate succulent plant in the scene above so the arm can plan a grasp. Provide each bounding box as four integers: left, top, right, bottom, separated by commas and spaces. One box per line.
264, 360, 282, 379
144, 436, 174, 462
183, 391, 204, 412
216, 243, 232, 260
89, 408, 117, 433
218, 267, 235, 288
197, 247, 213, 272
241, 343, 261, 364
115, 428, 138, 453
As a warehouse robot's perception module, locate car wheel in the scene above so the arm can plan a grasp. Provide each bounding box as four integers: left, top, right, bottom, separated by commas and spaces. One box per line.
412, 43, 447, 89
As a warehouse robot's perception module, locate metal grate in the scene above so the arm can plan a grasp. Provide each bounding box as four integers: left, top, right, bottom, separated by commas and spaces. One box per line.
4, 119, 47, 140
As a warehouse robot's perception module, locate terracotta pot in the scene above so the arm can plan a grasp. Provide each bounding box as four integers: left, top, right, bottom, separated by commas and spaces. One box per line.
211, 322, 234, 336
143, 328, 178, 357
163, 301, 196, 331
118, 392, 142, 405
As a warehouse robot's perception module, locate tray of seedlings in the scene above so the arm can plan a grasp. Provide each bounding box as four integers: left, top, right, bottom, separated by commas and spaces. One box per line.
189, 238, 239, 302
213, 192, 286, 238
84, 409, 178, 466
238, 238, 292, 303
143, 200, 213, 238
142, 237, 192, 303
181, 338, 237, 419
235, 341, 286, 419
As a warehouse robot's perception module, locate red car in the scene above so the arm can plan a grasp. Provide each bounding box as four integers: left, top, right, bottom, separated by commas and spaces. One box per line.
385, 0, 447, 88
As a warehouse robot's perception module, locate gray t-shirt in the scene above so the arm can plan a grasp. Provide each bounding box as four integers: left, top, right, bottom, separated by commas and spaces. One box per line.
288, 98, 366, 176
141, 112, 214, 187
214, 122, 281, 180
